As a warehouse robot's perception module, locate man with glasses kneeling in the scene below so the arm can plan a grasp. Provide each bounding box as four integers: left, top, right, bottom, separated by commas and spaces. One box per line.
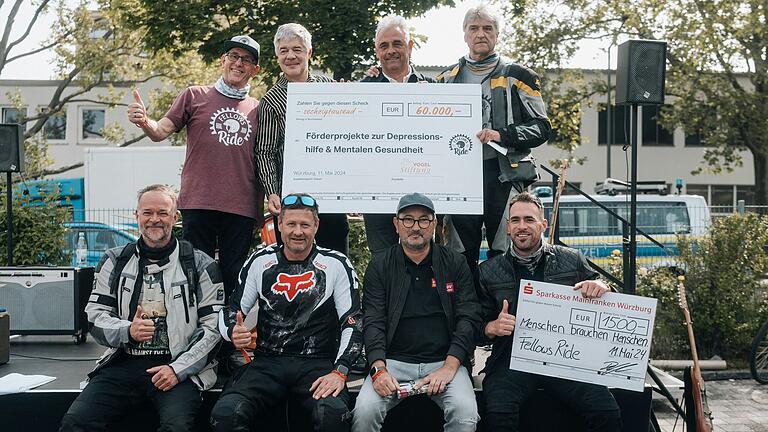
352, 193, 481, 432
211, 193, 362, 431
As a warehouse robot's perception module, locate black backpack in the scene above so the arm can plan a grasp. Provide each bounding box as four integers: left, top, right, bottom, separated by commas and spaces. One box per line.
107, 239, 199, 307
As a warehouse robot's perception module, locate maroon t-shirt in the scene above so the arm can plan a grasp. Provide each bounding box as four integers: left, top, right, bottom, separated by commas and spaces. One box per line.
165, 86, 261, 219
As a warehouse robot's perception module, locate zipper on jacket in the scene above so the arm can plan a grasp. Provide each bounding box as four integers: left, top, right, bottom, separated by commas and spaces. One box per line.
117, 276, 126, 314
179, 284, 190, 324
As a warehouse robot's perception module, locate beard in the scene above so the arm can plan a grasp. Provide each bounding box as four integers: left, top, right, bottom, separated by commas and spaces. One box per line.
402, 232, 429, 251
512, 233, 542, 255
141, 224, 171, 246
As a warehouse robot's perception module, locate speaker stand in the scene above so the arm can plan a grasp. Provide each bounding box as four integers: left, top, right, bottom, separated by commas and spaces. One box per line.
6, 170, 12, 266
627, 104, 638, 294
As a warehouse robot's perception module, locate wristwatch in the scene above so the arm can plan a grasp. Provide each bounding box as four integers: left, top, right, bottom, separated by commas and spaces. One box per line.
369, 365, 387, 378
335, 364, 350, 377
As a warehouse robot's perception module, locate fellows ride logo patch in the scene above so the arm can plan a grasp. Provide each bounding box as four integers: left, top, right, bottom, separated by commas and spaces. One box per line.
271, 271, 316, 301
209, 107, 252, 146
448, 134, 472, 156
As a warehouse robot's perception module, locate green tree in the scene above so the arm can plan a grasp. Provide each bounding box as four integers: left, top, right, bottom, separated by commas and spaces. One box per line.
1, 0, 226, 176
0, 192, 71, 266
496, 0, 768, 202
125, 0, 455, 81
676, 213, 768, 360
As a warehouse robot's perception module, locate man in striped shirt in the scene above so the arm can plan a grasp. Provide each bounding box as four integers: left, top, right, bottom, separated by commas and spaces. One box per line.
255, 23, 349, 255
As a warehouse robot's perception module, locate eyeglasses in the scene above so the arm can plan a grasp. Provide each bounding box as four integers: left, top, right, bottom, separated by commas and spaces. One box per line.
397, 216, 434, 229
225, 52, 257, 66
282, 194, 317, 208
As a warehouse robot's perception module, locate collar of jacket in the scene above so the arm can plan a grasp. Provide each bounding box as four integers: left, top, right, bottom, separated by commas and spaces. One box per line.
505, 242, 556, 267
368, 66, 427, 83
448, 56, 505, 84
389, 242, 453, 337
278, 243, 318, 264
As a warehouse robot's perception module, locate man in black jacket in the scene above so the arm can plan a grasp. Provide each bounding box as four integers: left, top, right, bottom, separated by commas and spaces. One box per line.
361, 15, 434, 255
477, 192, 621, 432
352, 193, 481, 432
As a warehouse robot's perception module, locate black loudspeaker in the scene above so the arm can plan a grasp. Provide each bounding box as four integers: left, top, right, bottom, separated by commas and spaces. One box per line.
0, 267, 93, 342
0, 123, 25, 172
615, 39, 667, 105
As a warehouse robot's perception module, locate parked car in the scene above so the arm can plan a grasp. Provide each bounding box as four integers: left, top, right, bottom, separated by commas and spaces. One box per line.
64, 222, 138, 267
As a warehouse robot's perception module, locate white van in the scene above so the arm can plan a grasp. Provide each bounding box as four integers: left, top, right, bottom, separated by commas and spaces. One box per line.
539, 194, 710, 267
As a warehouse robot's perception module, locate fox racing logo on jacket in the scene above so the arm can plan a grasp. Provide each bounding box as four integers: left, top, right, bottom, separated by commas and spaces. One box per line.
271, 271, 316, 301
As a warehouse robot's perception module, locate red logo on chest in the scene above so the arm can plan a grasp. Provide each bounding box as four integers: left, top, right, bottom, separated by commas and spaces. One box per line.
271, 271, 316, 301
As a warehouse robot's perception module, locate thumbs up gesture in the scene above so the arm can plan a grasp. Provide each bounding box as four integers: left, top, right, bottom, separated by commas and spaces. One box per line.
232, 311, 253, 349
484, 299, 516, 338
129, 305, 156, 342
127, 88, 148, 127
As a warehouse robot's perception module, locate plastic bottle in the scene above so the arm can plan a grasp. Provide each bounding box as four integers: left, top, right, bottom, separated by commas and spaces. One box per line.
76, 232, 88, 267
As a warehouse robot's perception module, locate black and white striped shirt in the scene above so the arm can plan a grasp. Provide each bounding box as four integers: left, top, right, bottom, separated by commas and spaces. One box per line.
255, 74, 334, 197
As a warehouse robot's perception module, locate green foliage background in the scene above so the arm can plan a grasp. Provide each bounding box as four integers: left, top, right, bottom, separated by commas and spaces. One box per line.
609, 214, 768, 362
0, 193, 71, 266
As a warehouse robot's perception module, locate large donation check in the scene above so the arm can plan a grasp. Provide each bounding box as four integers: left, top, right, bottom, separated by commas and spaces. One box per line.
282, 82, 483, 214
509, 279, 658, 392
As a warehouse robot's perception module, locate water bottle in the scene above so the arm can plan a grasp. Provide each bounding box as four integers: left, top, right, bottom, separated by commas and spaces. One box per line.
76, 232, 87, 267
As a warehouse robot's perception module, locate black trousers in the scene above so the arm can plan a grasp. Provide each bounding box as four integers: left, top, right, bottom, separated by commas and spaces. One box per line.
482, 360, 622, 432
362, 213, 397, 255
275, 213, 350, 256
60, 355, 201, 432
181, 209, 255, 301
210, 354, 351, 432
451, 160, 518, 275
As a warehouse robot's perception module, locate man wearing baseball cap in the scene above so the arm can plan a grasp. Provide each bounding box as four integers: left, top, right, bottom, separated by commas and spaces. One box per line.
127, 35, 265, 304
353, 192, 481, 432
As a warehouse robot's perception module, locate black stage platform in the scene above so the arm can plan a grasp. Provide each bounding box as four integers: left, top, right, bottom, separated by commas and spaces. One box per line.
0, 336, 655, 431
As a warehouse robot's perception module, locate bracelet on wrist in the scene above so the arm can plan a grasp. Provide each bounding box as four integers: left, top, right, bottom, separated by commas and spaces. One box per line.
331, 369, 347, 381
371, 369, 386, 382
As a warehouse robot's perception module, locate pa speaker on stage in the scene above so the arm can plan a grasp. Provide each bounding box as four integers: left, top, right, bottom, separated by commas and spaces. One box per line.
615, 39, 667, 105
0, 267, 93, 338
0, 123, 24, 172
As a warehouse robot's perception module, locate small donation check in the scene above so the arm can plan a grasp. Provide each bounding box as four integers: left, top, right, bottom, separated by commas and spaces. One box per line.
282, 82, 483, 214
509, 279, 658, 392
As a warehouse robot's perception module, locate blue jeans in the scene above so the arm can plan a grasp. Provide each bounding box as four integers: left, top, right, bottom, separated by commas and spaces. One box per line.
352, 359, 478, 432
483, 362, 622, 432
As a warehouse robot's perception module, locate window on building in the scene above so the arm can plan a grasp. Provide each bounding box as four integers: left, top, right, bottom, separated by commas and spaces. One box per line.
711, 185, 734, 213
641, 106, 673, 146
686, 184, 709, 202
684, 130, 707, 146
736, 185, 755, 205
2, 107, 27, 125
81, 108, 105, 140
598, 104, 630, 146
43, 110, 67, 140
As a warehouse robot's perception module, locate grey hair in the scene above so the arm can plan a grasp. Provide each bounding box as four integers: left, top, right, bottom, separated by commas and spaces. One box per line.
375, 15, 411, 43
273, 23, 312, 51
462, 4, 502, 32
136, 184, 178, 211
